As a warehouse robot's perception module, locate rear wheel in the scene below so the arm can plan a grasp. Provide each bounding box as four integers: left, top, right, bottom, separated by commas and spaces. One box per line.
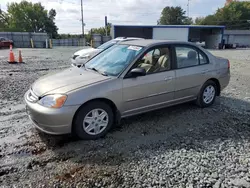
196, 80, 217, 108
73, 101, 114, 140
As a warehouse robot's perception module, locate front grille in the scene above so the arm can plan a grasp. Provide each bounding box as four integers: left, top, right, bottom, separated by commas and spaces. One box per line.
72, 55, 79, 60
27, 89, 39, 102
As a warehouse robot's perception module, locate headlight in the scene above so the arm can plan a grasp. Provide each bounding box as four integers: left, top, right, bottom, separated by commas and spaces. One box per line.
38, 94, 67, 108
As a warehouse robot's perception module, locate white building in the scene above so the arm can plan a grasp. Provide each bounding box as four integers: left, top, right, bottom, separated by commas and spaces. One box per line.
223, 30, 250, 48
111, 25, 225, 49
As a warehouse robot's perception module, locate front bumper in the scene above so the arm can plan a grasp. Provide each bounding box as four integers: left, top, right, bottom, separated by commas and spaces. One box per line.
24, 91, 80, 135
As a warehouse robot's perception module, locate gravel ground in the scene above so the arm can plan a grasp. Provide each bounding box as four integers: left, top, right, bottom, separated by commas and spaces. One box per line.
0, 47, 250, 188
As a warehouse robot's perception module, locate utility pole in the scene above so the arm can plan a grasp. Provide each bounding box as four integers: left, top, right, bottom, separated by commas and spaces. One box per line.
105, 16, 108, 36
81, 0, 84, 37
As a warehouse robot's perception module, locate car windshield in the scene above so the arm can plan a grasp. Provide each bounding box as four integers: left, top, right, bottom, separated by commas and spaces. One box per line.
96, 40, 118, 50
85, 44, 144, 76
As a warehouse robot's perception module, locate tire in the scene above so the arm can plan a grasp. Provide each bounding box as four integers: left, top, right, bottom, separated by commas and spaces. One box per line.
73, 101, 114, 140
196, 80, 217, 108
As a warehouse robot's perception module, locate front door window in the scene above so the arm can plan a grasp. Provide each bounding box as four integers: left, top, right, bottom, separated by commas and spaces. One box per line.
133, 46, 171, 74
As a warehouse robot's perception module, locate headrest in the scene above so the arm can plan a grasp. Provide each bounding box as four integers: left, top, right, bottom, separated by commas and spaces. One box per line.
188, 51, 197, 59
161, 48, 169, 55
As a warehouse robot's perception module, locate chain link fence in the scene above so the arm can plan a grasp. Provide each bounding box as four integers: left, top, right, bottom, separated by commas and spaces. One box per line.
0, 32, 49, 48
0, 32, 109, 48
51, 38, 86, 47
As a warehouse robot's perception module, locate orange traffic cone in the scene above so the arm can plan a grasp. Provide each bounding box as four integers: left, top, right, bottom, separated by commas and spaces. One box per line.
18, 50, 24, 63
8, 45, 16, 64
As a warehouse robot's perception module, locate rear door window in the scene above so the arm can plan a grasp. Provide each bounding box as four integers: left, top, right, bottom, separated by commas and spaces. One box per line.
175, 47, 199, 68
174, 45, 209, 68
199, 53, 208, 65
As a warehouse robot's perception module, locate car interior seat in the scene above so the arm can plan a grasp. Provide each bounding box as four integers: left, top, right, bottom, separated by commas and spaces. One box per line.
137, 53, 154, 73
188, 50, 197, 60
180, 50, 198, 67
153, 48, 170, 72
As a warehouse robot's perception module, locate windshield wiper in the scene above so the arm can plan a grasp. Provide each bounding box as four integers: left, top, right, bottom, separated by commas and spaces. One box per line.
88, 67, 108, 76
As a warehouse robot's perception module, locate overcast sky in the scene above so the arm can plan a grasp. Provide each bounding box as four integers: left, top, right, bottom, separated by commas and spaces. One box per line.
1, 0, 231, 34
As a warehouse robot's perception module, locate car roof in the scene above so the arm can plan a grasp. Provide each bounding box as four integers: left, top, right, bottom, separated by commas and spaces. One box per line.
120, 39, 195, 47
114, 37, 144, 41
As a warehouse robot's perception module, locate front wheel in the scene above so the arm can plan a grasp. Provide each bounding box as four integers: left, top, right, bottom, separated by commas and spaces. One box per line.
73, 101, 114, 140
196, 80, 217, 108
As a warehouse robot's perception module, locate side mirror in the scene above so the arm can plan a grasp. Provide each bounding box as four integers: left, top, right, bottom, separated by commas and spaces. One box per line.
129, 68, 146, 78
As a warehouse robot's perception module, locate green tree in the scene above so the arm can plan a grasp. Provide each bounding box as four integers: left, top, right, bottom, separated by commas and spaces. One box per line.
183, 17, 193, 25
48, 9, 56, 20
5, 0, 58, 37
194, 17, 205, 25
215, 1, 250, 29
90, 23, 112, 35
0, 9, 9, 31
82, 23, 112, 43
157, 6, 191, 25
45, 9, 58, 38
198, 15, 217, 25
195, 1, 250, 29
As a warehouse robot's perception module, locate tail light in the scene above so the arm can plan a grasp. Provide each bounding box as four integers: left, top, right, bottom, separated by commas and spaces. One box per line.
227, 60, 230, 69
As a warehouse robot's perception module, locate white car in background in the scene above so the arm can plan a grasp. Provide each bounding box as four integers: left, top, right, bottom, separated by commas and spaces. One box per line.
71, 37, 144, 67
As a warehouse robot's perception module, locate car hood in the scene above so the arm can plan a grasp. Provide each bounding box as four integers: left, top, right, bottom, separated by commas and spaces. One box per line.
74, 49, 102, 63
31, 67, 110, 96
74, 48, 101, 56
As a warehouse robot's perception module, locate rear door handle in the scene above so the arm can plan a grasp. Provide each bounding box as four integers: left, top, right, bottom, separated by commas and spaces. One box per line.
201, 69, 209, 74
164, 76, 173, 81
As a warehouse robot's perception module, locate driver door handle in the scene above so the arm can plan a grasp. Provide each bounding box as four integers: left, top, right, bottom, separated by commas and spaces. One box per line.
164, 76, 173, 81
